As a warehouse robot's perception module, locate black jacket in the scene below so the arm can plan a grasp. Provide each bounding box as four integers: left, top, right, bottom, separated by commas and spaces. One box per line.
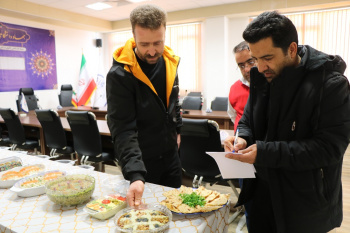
237, 45, 350, 233
106, 38, 182, 183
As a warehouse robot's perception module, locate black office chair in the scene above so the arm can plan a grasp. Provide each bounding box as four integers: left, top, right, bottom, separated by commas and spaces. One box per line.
65, 111, 114, 171
211, 97, 228, 111
35, 109, 74, 159
0, 108, 39, 153
182, 96, 203, 110
0, 125, 11, 146
16, 88, 40, 112
187, 92, 202, 97
58, 84, 74, 107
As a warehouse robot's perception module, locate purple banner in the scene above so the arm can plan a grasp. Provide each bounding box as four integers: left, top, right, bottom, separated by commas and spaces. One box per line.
0, 22, 57, 92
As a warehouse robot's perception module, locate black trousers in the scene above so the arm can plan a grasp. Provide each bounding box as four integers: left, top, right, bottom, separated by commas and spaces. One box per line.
143, 147, 182, 188
249, 177, 277, 233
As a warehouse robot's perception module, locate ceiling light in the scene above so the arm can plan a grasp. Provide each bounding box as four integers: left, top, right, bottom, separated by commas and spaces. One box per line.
126, 0, 149, 3
86, 2, 112, 11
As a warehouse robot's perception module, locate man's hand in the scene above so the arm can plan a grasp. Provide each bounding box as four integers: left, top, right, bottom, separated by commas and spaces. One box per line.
224, 136, 247, 152
225, 144, 257, 164
126, 180, 144, 207
177, 134, 181, 149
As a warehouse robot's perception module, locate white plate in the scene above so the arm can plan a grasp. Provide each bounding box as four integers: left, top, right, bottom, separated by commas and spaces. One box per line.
0, 164, 45, 188
10, 170, 66, 197
0, 156, 23, 172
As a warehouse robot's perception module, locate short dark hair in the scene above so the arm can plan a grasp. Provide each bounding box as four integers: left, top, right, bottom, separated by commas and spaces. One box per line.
130, 4, 167, 33
243, 11, 298, 54
233, 41, 249, 54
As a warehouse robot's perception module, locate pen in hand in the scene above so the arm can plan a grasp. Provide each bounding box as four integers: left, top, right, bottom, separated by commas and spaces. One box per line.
232, 128, 239, 153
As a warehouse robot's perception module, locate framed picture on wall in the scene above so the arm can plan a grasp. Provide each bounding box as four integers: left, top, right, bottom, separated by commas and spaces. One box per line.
0, 22, 57, 92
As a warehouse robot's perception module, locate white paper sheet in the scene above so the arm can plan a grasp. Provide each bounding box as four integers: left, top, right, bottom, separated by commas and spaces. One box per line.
206, 152, 256, 179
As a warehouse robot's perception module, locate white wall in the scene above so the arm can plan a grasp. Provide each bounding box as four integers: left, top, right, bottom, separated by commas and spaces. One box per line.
0, 16, 102, 111
201, 15, 249, 109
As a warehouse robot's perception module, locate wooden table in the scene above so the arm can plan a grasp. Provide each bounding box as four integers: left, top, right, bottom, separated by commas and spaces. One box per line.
57, 106, 108, 120
0, 150, 231, 233
182, 110, 233, 129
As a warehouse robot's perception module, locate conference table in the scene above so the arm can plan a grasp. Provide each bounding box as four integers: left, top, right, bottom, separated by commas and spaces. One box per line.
57, 106, 234, 130
0, 150, 231, 233
0, 109, 234, 155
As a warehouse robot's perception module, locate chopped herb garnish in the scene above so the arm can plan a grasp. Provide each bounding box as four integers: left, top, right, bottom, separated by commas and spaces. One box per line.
179, 192, 206, 208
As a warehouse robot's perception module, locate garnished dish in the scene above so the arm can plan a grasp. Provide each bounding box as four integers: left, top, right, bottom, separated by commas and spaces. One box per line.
161, 185, 230, 214
10, 170, 65, 197
0, 156, 22, 172
84, 194, 127, 220
114, 204, 172, 233
0, 164, 45, 188
45, 174, 95, 206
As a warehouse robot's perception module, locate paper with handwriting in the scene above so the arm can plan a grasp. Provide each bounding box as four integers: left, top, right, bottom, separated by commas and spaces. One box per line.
206, 152, 256, 179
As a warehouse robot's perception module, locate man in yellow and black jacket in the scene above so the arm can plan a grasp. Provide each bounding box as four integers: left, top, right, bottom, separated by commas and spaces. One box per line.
106, 4, 182, 207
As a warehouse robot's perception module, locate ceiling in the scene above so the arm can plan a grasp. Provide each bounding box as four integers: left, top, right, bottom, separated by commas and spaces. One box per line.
24, 0, 252, 21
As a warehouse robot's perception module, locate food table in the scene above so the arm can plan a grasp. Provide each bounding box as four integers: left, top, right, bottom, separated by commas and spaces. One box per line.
0, 150, 230, 233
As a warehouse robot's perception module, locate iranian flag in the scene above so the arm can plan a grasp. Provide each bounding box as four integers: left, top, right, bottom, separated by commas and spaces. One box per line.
72, 54, 97, 107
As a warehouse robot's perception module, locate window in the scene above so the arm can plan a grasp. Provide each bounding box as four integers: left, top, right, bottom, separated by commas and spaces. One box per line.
106, 23, 201, 93
286, 9, 350, 79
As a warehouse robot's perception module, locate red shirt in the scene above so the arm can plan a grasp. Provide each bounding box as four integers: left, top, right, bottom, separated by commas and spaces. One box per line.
229, 80, 249, 133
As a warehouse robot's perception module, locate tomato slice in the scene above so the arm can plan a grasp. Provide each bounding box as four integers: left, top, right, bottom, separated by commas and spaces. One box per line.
117, 196, 126, 201
102, 199, 111, 204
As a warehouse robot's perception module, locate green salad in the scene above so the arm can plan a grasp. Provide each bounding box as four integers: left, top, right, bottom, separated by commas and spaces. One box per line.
179, 192, 206, 208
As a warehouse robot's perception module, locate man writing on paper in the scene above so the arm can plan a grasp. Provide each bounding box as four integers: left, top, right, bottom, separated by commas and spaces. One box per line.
106, 5, 182, 207
224, 11, 350, 233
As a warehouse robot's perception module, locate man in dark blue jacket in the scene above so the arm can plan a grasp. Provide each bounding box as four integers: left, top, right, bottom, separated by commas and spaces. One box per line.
224, 11, 350, 233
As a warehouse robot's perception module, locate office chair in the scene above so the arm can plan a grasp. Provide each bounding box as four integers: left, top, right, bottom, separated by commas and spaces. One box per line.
65, 111, 114, 171
0, 108, 39, 153
211, 97, 228, 111
187, 92, 202, 97
182, 96, 203, 110
16, 88, 40, 112
0, 125, 11, 146
58, 84, 74, 107
35, 109, 74, 159
180, 118, 244, 223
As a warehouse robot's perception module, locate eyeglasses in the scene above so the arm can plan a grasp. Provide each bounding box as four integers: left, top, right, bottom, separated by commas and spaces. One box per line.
237, 58, 256, 70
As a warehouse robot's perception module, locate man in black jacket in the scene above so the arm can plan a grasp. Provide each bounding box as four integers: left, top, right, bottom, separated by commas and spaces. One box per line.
224, 11, 350, 233
106, 5, 182, 207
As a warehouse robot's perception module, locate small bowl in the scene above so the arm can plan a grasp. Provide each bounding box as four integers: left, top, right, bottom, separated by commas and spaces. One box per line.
114, 203, 172, 232
34, 155, 51, 160
45, 174, 95, 206
77, 165, 95, 171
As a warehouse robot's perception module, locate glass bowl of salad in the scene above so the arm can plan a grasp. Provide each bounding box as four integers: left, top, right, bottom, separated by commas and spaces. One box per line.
45, 174, 95, 206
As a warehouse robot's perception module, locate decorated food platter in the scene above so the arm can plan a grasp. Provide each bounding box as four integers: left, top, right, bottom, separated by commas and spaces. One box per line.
84, 194, 127, 220
0, 164, 45, 188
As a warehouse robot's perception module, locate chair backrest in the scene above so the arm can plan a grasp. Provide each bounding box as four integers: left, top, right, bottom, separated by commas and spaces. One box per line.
211, 97, 228, 111
187, 92, 202, 97
0, 108, 26, 144
35, 109, 68, 149
182, 96, 203, 110
65, 111, 102, 156
58, 84, 74, 107
17, 88, 39, 112
180, 118, 223, 180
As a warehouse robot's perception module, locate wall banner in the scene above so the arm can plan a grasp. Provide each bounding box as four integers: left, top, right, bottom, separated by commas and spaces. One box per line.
0, 22, 57, 92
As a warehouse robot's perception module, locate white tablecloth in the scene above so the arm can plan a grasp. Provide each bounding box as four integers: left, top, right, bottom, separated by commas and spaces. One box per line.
0, 150, 230, 233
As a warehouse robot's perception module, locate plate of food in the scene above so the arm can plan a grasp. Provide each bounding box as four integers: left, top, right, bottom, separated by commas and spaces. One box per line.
0, 164, 45, 188
84, 194, 127, 220
160, 185, 230, 215
0, 156, 23, 172
114, 203, 172, 232
10, 170, 65, 197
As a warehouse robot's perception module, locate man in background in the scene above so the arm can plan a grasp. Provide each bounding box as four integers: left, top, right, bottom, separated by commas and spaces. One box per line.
228, 41, 254, 134
106, 4, 182, 207
224, 11, 350, 233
